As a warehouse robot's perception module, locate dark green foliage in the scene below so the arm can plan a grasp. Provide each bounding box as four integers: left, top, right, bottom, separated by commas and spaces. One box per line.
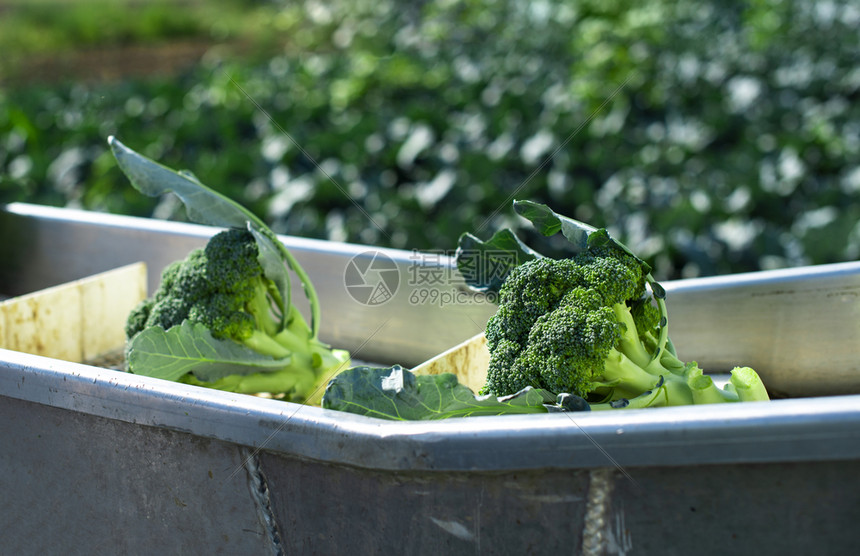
3, 0, 859, 278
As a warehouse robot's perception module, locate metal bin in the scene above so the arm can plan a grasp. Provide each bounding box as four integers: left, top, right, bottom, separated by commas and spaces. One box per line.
1, 203, 859, 555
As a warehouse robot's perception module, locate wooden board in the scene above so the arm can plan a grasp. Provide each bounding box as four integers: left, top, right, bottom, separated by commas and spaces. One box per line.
0, 263, 147, 363
411, 332, 489, 392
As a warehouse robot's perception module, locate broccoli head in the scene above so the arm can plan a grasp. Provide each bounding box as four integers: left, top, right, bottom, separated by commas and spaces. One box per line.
126, 227, 349, 403
482, 245, 769, 408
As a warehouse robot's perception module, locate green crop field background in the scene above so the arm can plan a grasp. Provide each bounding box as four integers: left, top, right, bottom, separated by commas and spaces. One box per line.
2, 0, 858, 279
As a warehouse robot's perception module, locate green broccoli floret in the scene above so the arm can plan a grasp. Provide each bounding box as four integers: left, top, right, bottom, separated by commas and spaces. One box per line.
481, 238, 769, 409
126, 227, 350, 403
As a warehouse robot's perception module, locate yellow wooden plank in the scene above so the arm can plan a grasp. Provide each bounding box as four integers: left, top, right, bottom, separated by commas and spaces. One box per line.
0, 263, 147, 363
412, 332, 489, 392
0, 281, 82, 361
80, 262, 148, 361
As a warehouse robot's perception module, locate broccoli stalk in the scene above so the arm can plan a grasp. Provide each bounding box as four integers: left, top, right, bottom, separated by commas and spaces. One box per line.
612, 303, 667, 373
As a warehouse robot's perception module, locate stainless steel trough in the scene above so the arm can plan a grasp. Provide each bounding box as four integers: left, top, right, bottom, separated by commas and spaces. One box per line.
1, 202, 859, 555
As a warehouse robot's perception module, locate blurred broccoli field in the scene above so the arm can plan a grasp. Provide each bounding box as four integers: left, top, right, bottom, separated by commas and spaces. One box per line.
1, 0, 858, 279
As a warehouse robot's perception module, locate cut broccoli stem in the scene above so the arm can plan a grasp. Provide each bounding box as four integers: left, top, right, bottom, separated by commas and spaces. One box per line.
611, 297, 684, 379
665, 337, 678, 357
730, 367, 770, 402
300, 348, 351, 406
686, 365, 739, 404
658, 349, 687, 374
243, 330, 293, 359
641, 348, 686, 376
590, 376, 673, 410
657, 373, 695, 406
264, 279, 285, 321
271, 329, 315, 363
612, 303, 653, 369
271, 324, 340, 372
283, 304, 313, 341
184, 364, 317, 396
602, 349, 668, 394
247, 280, 281, 337
314, 347, 351, 381
591, 370, 705, 410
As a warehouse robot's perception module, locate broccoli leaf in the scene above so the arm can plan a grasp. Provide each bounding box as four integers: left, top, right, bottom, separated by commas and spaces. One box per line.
455, 229, 543, 293
109, 136, 267, 232
513, 199, 594, 249
321, 365, 566, 420
127, 321, 292, 383
513, 200, 651, 273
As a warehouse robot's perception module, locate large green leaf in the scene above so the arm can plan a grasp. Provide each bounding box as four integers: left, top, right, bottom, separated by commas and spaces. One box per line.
126, 321, 291, 382
513, 200, 651, 273
109, 136, 266, 230
513, 200, 592, 249
321, 365, 574, 420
